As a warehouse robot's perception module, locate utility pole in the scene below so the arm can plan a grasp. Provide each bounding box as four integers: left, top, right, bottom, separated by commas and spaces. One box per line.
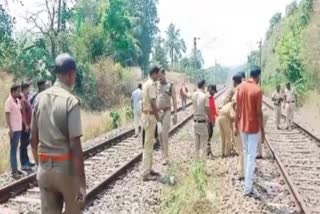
214, 59, 217, 84
258, 39, 262, 86
193, 37, 200, 82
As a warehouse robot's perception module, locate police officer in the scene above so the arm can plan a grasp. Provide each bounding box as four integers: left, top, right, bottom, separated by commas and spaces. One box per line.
256, 107, 269, 159
183, 80, 210, 161
31, 53, 86, 213
283, 82, 296, 130
157, 69, 177, 165
272, 84, 283, 129
142, 66, 162, 181
220, 73, 243, 108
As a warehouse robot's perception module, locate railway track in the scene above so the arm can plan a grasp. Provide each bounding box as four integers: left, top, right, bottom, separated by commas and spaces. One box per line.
263, 97, 320, 214
0, 87, 227, 213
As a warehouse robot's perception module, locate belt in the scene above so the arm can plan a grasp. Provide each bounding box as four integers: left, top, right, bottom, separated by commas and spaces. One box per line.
142, 110, 154, 115
287, 101, 295, 103
38, 153, 72, 162
194, 120, 206, 123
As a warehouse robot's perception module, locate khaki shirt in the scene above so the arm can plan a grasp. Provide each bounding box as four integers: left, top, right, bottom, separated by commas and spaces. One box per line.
189, 90, 209, 121
219, 102, 235, 120
271, 90, 283, 106
142, 78, 157, 111
31, 80, 82, 155
220, 87, 235, 108
284, 88, 295, 102
157, 81, 175, 109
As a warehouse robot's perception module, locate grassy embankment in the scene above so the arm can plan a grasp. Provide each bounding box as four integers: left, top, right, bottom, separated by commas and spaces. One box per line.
160, 128, 221, 214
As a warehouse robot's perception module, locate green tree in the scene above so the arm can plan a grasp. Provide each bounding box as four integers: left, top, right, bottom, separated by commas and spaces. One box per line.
128, 0, 159, 73
0, 5, 15, 66
270, 12, 282, 29
165, 23, 186, 67
152, 37, 169, 69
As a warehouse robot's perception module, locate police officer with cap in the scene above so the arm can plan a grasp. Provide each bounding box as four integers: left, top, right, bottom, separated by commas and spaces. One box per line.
31, 53, 86, 213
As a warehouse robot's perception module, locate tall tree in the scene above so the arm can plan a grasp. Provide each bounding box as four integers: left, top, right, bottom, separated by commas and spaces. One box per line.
0, 5, 15, 65
128, 0, 159, 73
165, 23, 186, 67
152, 36, 168, 69
103, 0, 141, 66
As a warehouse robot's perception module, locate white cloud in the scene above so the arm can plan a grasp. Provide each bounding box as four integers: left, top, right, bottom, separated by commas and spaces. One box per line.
158, 0, 292, 67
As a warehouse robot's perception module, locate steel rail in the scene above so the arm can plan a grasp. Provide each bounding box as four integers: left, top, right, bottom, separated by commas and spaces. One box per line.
263, 96, 318, 214
0, 86, 227, 204
84, 87, 229, 207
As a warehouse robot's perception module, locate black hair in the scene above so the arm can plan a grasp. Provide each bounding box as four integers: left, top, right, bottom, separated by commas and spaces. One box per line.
138, 83, 142, 89
250, 68, 261, 78
10, 84, 21, 93
21, 82, 30, 90
232, 74, 242, 84
161, 69, 166, 74
197, 80, 206, 89
208, 84, 217, 91
149, 66, 160, 75
239, 71, 246, 79
54, 53, 76, 74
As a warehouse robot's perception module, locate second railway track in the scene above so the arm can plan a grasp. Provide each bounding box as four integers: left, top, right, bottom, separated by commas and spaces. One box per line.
264, 97, 320, 214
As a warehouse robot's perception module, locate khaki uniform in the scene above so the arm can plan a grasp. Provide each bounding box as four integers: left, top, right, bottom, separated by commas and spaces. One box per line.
188, 90, 209, 160
142, 78, 157, 176
157, 81, 175, 162
217, 102, 235, 157
219, 87, 235, 108
256, 108, 269, 158
271, 90, 283, 128
32, 81, 82, 214
232, 88, 244, 177
284, 88, 295, 129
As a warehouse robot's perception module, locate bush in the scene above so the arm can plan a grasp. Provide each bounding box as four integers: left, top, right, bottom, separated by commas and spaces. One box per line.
93, 58, 138, 108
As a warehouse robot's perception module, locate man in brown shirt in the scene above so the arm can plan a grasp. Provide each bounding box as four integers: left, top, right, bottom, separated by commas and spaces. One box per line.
20, 82, 35, 171
235, 68, 264, 197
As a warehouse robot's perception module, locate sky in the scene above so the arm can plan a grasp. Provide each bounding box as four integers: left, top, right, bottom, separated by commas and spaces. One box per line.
158, 0, 293, 67
6, 0, 293, 68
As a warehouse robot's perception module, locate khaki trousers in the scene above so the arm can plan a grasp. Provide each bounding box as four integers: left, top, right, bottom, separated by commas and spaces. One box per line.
274, 105, 281, 128
194, 122, 209, 160
134, 110, 141, 135
234, 134, 244, 178
142, 114, 157, 176
159, 110, 171, 161
217, 115, 232, 157
37, 163, 81, 214
257, 112, 269, 157
286, 102, 295, 129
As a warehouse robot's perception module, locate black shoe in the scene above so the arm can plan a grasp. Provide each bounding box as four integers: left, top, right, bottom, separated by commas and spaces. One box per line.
244, 190, 261, 200
256, 156, 263, 160
150, 170, 160, 177
11, 171, 22, 180
238, 176, 244, 181
28, 162, 36, 167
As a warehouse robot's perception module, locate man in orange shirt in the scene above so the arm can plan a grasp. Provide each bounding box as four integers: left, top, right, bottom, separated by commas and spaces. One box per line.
235, 68, 264, 197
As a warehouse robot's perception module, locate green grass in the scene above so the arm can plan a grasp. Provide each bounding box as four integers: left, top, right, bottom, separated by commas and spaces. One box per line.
160, 160, 219, 214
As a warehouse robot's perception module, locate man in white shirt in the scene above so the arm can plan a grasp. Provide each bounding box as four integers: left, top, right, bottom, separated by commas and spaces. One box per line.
131, 83, 142, 137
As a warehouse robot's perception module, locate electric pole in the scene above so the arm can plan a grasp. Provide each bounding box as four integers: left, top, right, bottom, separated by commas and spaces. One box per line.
193, 37, 200, 81
258, 39, 262, 86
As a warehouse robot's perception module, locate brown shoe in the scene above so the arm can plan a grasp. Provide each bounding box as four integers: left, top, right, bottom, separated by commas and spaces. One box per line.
142, 174, 158, 182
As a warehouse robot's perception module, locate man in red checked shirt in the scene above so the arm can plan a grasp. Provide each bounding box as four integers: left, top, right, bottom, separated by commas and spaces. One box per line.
207, 84, 217, 158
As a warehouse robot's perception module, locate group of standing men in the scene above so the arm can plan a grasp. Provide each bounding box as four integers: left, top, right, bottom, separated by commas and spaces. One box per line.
5, 80, 46, 179
137, 67, 178, 181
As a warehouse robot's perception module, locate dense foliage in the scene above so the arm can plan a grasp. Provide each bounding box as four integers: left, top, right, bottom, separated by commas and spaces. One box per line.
248, 0, 316, 100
